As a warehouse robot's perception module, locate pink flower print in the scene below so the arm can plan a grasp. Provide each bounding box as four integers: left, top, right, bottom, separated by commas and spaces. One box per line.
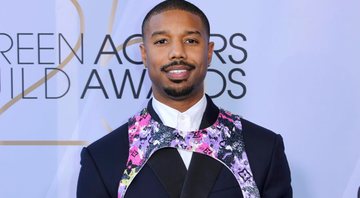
128, 147, 143, 166
196, 143, 214, 156
191, 131, 204, 143
219, 112, 235, 123
138, 114, 151, 126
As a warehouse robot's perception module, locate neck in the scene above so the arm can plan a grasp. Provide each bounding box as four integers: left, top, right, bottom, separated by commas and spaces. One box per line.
153, 93, 204, 113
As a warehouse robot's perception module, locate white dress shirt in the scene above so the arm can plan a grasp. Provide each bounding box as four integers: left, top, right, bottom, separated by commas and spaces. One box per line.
152, 95, 207, 169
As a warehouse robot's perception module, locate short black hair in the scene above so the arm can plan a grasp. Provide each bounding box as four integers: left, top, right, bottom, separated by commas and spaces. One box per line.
141, 0, 210, 40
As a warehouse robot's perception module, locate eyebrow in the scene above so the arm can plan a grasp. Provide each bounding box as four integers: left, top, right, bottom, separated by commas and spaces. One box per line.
151, 30, 167, 38
185, 30, 202, 36
151, 30, 202, 38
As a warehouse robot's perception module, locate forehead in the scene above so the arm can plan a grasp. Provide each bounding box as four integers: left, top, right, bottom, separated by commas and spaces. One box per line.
143, 9, 206, 38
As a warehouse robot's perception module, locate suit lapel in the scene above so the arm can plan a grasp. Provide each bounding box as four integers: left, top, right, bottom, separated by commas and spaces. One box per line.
147, 148, 187, 198
145, 95, 223, 198
180, 95, 222, 198
198, 95, 219, 129
145, 101, 186, 197
180, 152, 223, 198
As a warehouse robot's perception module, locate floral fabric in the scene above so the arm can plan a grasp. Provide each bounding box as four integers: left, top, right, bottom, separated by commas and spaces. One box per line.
118, 108, 260, 198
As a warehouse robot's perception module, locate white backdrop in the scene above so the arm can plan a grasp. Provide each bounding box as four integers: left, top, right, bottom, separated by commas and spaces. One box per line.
0, 0, 359, 197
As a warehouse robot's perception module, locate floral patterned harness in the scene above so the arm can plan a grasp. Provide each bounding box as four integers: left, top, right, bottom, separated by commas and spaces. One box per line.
118, 108, 260, 198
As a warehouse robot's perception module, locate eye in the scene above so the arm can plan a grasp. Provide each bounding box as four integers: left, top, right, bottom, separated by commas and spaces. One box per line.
154, 39, 168, 45
185, 39, 199, 45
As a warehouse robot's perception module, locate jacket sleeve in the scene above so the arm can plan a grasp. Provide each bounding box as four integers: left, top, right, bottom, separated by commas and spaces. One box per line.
77, 147, 112, 198
262, 135, 292, 198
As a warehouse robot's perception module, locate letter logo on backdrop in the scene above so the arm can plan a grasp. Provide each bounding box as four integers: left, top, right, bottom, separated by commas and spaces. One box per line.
0, 2, 249, 116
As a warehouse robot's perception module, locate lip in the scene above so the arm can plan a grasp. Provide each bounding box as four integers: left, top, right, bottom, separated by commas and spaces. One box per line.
163, 65, 193, 81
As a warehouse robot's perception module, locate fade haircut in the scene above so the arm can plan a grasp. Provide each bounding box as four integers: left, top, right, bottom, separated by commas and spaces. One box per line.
141, 0, 210, 40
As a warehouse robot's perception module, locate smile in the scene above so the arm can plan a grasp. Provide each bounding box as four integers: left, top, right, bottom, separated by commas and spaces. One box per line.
168, 69, 187, 74
165, 67, 192, 81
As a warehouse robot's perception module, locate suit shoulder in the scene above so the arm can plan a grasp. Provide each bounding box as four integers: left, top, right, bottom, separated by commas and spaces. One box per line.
240, 118, 280, 143
239, 118, 283, 173
86, 122, 129, 162
79, 123, 130, 197
240, 118, 287, 188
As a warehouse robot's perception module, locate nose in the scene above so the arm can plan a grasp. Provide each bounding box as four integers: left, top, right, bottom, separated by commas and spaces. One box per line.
168, 40, 187, 60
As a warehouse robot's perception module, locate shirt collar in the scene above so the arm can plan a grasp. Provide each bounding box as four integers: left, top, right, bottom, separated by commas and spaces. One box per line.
152, 95, 207, 130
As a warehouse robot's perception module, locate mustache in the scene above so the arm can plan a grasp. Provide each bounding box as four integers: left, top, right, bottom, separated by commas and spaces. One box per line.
160, 60, 196, 72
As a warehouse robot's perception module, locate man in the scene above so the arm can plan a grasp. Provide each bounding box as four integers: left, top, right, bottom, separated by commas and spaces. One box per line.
77, 1, 292, 198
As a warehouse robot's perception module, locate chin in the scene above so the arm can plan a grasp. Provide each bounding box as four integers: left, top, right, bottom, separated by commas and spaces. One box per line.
163, 86, 194, 99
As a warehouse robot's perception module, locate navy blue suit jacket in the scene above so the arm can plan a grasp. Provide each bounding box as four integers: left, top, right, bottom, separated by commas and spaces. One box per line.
77, 97, 292, 198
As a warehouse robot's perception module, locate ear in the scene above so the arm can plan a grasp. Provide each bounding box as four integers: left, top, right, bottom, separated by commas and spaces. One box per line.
140, 43, 147, 67
207, 41, 214, 67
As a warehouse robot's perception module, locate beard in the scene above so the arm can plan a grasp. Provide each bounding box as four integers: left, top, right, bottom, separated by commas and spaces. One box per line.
163, 85, 194, 98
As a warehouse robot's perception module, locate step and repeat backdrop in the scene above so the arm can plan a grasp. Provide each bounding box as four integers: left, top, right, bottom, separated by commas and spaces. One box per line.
1, 0, 359, 197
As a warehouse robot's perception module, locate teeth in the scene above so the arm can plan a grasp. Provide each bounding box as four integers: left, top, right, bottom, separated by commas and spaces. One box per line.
168, 70, 186, 74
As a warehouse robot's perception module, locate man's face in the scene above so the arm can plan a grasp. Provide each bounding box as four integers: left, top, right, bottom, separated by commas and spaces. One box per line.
141, 9, 214, 104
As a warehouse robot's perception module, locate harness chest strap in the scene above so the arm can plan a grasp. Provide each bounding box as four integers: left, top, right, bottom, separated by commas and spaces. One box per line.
118, 108, 260, 198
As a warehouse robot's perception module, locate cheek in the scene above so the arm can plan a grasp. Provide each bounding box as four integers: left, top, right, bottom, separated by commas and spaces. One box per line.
147, 51, 167, 67
147, 66, 162, 83
188, 48, 209, 64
